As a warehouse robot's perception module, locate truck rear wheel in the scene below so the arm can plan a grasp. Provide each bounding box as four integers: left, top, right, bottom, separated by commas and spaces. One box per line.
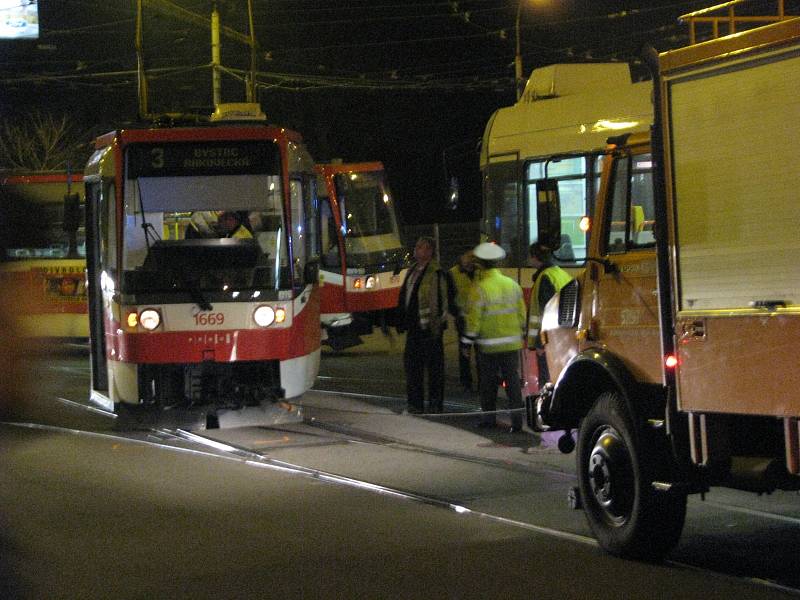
576, 391, 686, 560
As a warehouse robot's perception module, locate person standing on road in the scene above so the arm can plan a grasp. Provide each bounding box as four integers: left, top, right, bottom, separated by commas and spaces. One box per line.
462, 242, 526, 432
527, 242, 572, 384
397, 236, 458, 414
449, 250, 478, 392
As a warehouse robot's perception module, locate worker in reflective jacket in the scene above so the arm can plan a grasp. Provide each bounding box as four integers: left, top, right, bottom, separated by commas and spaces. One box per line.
527, 242, 572, 382
463, 242, 526, 432
449, 251, 478, 391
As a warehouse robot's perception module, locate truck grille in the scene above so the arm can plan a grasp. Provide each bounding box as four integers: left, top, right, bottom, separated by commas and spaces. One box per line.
558, 279, 580, 328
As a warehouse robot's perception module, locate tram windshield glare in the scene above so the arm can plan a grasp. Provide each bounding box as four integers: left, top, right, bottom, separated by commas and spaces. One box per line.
120, 141, 289, 294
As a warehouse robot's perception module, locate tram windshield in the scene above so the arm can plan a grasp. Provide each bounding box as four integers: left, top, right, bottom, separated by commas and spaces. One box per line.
121, 141, 289, 294
333, 171, 404, 268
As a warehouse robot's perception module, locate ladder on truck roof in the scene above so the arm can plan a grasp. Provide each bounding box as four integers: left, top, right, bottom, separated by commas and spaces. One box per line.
681, 0, 796, 44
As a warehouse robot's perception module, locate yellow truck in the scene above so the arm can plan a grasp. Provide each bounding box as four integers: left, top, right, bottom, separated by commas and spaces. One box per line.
530, 7, 800, 559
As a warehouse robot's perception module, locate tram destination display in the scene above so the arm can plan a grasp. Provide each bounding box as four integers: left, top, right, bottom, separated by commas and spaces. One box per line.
127, 141, 279, 178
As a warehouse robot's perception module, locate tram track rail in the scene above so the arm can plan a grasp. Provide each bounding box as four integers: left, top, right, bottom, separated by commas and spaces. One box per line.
20, 392, 800, 595
170, 424, 800, 597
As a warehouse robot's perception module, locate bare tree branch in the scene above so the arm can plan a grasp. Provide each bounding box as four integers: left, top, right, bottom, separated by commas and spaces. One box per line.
0, 112, 92, 172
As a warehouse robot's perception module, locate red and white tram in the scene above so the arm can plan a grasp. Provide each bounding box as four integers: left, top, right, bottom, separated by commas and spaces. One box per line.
84, 114, 321, 413
315, 161, 407, 350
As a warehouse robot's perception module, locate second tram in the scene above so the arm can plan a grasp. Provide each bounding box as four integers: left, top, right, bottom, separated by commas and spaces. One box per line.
84, 113, 321, 412
315, 161, 407, 350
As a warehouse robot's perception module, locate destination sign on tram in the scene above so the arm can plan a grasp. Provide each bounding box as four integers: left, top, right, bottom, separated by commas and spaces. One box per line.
127, 141, 280, 178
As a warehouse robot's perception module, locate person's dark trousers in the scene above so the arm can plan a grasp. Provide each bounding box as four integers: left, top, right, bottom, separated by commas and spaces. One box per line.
478, 349, 523, 428
458, 340, 473, 390
404, 330, 445, 413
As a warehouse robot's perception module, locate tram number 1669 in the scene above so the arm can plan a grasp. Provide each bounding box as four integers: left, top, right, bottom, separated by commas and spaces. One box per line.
194, 312, 225, 326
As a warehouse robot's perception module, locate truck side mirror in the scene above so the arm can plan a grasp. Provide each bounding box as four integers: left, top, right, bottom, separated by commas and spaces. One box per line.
536, 179, 561, 250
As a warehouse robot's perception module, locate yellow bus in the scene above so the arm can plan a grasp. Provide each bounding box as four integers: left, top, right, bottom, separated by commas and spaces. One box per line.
0, 172, 88, 341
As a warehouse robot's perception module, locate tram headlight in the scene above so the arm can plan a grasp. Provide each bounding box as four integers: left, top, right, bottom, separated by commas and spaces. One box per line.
353, 277, 362, 289
365, 276, 376, 289
253, 305, 275, 327
139, 309, 161, 331
275, 307, 286, 323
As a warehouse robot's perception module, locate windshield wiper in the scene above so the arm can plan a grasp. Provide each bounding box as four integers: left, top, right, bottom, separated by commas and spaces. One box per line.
178, 272, 213, 312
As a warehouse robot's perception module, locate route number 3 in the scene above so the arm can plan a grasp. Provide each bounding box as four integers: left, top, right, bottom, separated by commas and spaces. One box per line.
150, 148, 164, 169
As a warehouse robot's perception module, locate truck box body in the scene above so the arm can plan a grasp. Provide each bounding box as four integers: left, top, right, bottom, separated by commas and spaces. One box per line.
658, 18, 800, 417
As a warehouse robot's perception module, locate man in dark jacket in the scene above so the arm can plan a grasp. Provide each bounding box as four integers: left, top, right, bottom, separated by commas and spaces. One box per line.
397, 237, 458, 414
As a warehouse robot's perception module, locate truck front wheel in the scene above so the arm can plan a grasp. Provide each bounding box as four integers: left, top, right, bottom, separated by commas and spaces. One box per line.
576, 391, 686, 560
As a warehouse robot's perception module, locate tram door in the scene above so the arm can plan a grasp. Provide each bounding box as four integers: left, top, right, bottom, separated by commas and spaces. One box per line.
84, 179, 108, 392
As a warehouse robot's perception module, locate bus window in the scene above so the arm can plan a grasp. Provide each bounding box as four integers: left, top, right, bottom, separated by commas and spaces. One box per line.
525, 155, 591, 263
482, 160, 521, 263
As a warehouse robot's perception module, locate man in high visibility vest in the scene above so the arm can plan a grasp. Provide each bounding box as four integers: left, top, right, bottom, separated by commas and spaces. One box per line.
449, 251, 477, 391
397, 237, 458, 414
217, 211, 253, 239
527, 242, 572, 383
463, 242, 526, 432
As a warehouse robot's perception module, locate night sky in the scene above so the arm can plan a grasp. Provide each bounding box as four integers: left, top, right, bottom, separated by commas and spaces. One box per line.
0, 0, 777, 224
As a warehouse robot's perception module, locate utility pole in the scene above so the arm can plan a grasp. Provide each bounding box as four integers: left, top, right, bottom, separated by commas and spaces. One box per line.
211, 2, 221, 109
247, 0, 257, 103
136, 0, 150, 119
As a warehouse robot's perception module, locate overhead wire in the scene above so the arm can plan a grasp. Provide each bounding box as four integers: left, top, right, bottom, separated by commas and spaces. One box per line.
0, 0, 716, 94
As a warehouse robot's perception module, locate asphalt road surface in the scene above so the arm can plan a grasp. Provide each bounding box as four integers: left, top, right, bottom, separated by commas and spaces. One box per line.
1, 336, 799, 598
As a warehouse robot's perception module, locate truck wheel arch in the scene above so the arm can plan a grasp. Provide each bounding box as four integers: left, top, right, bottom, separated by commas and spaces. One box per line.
551, 348, 642, 430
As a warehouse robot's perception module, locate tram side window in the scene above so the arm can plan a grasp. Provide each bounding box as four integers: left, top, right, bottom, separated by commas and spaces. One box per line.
102, 182, 117, 270
306, 176, 320, 260
525, 156, 590, 263
604, 153, 655, 254
289, 179, 309, 288
320, 198, 340, 268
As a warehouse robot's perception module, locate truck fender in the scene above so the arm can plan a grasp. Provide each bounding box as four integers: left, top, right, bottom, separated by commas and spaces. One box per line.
548, 347, 643, 430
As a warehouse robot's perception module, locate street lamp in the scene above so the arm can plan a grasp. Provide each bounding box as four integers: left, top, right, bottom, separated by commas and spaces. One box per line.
515, 0, 545, 101
514, 0, 524, 100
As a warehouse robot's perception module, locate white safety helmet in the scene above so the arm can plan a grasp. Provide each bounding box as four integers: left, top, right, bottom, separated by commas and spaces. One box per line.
473, 242, 506, 261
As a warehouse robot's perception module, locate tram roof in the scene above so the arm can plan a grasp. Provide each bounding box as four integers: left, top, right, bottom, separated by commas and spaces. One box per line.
94, 123, 304, 150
